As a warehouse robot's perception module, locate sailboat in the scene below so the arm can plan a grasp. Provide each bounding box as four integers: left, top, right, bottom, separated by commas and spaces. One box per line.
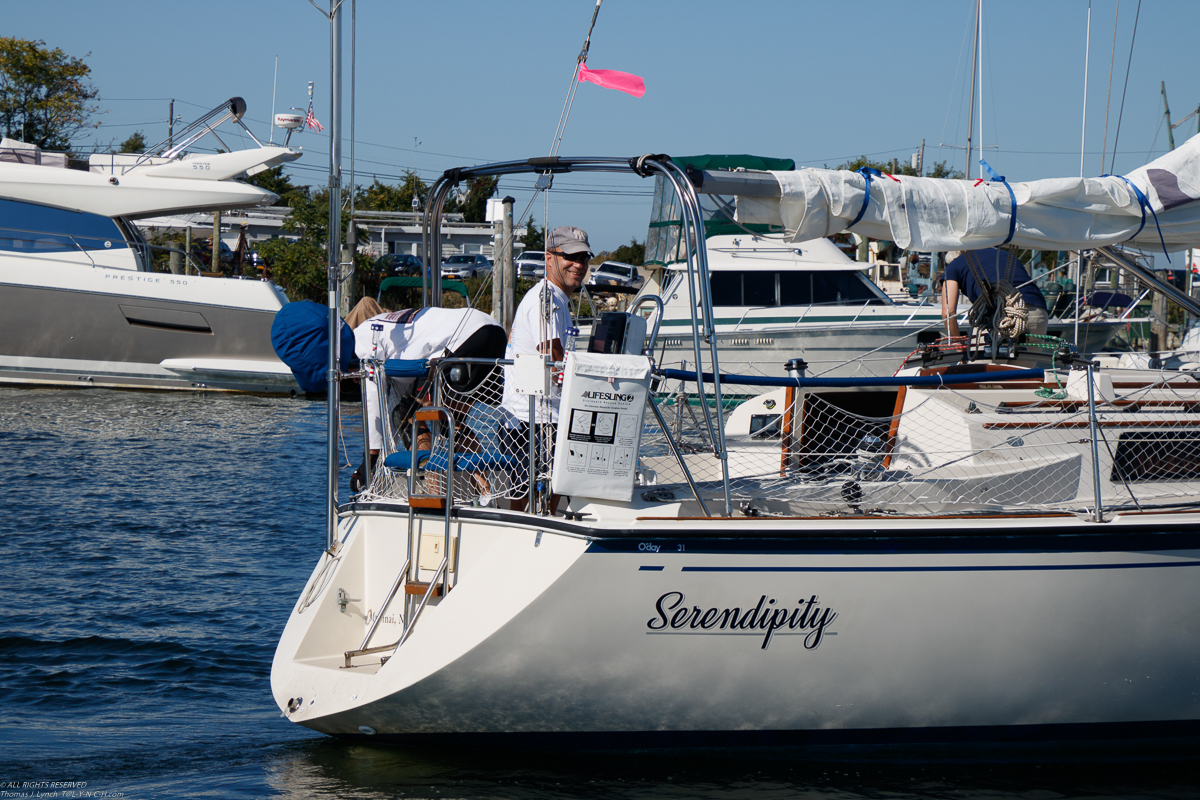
271, 137, 1200, 753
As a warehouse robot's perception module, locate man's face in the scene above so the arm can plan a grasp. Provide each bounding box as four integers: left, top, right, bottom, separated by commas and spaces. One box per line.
546, 249, 589, 294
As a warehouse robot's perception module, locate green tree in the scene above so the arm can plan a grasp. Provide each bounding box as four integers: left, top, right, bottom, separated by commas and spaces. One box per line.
927, 159, 964, 179
357, 171, 429, 213
609, 238, 644, 266
246, 165, 304, 204
358, 174, 420, 212
115, 131, 145, 153
520, 217, 544, 251
257, 237, 327, 302
833, 155, 915, 176
0, 37, 99, 150
459, 175, 498, 223
283, 186, 333, 242
833, 154, 963, 180
259, 184, 377, 303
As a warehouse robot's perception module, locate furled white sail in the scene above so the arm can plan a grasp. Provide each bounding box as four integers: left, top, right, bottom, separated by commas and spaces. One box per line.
738, 133, 1200, 252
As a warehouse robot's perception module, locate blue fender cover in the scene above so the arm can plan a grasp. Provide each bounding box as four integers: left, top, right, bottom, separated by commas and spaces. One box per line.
270, 301, 355, 393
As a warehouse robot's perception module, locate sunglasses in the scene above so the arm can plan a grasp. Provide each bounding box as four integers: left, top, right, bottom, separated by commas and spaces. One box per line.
549, 250, 591, 263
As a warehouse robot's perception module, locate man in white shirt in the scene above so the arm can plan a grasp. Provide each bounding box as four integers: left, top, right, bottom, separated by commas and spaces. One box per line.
500, 225, 592, 508
351, 306, 505, 491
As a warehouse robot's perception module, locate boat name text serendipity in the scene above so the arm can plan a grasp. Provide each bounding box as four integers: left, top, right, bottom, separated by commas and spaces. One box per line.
647, 591, 837, 651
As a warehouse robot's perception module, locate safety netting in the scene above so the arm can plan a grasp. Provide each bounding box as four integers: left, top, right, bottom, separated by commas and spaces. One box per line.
355, 356, 1200, 518
641, 367, 1200, 516
359, 361, 556, 507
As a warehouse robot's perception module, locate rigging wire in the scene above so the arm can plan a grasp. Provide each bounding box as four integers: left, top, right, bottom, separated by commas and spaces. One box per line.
938, 0, 976, 157
1100, 0, 1119, 174
983, 1, 1002, 160
1146, 108, 1165, 163
1108, 0, 1142, 174
547, 0, 602, 158
510, 1, 606, 240
465, 3, 607, 318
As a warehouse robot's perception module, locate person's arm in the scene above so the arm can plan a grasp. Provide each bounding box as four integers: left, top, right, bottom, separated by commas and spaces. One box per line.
539, 338, 564, 361
942, 279, 961, 338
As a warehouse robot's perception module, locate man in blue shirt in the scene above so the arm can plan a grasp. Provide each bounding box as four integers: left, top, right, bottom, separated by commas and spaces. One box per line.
941, 248, 1048, 338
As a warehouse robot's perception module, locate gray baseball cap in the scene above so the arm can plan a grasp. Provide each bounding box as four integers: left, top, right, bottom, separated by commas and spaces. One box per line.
546, 225, 591, 255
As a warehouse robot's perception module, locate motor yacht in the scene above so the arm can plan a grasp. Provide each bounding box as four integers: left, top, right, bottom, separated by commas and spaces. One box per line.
638, 158, 1127, 379
0, 97, 302, 393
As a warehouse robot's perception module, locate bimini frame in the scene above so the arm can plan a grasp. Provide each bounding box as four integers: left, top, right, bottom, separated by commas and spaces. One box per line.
424, 156, 732, 516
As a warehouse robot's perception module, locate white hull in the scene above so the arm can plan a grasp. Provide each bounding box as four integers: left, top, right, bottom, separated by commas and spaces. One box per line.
0, 120, 302, 394
652, 318, 1125, 378
272, 505, 1200, 750
655, 316, 938, 378
0, 261, 297, 393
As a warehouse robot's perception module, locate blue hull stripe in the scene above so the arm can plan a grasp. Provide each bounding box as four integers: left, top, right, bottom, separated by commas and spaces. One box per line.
679, 560, 1200, 573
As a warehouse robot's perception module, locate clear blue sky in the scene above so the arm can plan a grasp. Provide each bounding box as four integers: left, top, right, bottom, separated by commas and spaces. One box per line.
8, 0, 1200, 252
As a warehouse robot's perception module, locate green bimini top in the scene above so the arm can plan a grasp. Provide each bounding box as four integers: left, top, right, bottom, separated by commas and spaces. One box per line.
378, 276, 469, 299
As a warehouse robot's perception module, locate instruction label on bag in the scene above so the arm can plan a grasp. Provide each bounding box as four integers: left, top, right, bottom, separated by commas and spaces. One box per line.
551, 352, 651, 502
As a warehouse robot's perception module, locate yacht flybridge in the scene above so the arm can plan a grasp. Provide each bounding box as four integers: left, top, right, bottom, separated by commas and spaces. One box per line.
273, 147, 1200, 754
0, 97, 302, 393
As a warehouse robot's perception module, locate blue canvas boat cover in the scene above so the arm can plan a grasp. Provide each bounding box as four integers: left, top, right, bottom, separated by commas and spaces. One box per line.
270, 301, 355, 393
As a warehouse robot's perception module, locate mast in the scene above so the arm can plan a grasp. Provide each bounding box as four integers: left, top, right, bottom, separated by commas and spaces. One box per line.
976, 0, 984, 176
966, 0, 979, 179
1163, 81, 1176, 151
325, 0, 344, 551
1080, 1, 1091, 176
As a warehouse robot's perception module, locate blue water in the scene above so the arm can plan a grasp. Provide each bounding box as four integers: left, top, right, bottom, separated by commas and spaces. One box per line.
1, 386, 1198, 799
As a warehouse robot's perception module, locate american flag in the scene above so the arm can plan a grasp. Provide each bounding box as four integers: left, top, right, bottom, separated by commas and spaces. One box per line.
305, 99, 323, 132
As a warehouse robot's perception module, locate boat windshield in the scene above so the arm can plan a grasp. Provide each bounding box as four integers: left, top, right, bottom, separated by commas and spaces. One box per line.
644, 154, 796, 267
0, 198, 128, 253
709, 269, 889, 307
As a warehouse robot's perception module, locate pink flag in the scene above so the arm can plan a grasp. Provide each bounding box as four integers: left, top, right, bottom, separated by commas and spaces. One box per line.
578, 62, 646, 98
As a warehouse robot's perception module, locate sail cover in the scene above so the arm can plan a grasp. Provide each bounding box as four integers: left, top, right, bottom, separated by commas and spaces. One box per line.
735, 134, 1200, 252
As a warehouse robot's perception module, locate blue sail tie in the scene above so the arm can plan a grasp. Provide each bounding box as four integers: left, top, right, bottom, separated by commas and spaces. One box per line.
847, 167, 882, 228
979, 159, 1017, 246
1102, 174, 1171, 263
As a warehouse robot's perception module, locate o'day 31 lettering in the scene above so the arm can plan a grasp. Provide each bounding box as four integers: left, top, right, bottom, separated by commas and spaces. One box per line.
648, 591, 838, 651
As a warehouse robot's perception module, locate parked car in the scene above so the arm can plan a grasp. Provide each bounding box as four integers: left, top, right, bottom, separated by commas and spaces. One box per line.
587, 261, 643, 291
441, 254, 492, 280
376, 253, 425, 276
515, 250, 545, 280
